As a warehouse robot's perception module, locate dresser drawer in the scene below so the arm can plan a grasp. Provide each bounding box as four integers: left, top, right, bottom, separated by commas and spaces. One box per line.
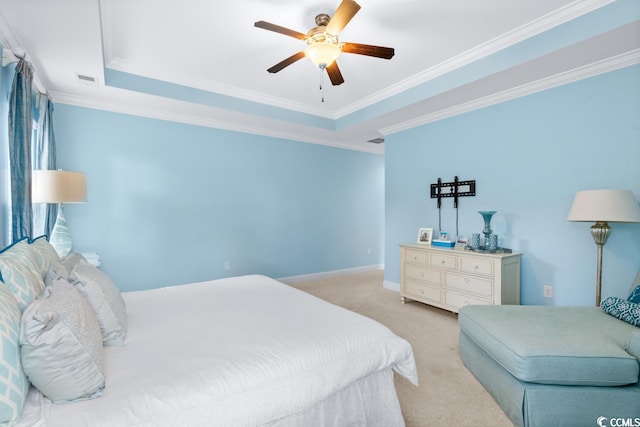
459, 257, 493, 276
405, 250, 427, 265
405, 266, 440, 283
405, 282, 441, 302
429, 253, 456, 269
444, 272, 493, 297
445, 290, 492, 310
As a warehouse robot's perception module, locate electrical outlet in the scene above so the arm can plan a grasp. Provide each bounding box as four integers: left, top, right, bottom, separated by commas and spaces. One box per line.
543, 285, 553, 299
224, 261, 231, 271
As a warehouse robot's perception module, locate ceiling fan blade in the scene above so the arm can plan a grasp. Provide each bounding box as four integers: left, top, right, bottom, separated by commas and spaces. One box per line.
254, 21, 307, 40
325, 0, 361, 35
342, 42, 395, 59
266, 51, 306, 73
326, 62, 345, 86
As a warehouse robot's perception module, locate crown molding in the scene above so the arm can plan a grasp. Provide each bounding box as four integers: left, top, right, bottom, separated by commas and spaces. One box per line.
104, 58, 338, 120
0, 8, 19, 51
380, 49, 640, 136
98, 1, 613, 121
50, 91, 382, 154
335, 0, 616, 118
0, 8, 50, 94
52, 48, 638, 156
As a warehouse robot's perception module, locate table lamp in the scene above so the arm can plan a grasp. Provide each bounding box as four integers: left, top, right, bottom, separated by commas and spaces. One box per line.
32, 170, 87, 257
567, 189, 640, 306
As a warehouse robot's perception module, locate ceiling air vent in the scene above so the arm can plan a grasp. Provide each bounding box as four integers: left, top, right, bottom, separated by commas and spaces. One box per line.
75, 73, 98, 86
367, 137, 384, 144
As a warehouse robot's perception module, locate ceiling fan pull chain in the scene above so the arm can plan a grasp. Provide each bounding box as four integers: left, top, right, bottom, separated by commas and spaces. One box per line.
320, 69, 325, 103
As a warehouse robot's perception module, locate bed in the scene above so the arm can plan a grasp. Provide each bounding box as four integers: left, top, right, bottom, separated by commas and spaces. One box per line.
0, 238, 418, 427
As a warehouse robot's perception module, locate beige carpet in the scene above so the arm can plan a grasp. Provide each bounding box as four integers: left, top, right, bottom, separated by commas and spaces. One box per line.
292, 270, 514, 427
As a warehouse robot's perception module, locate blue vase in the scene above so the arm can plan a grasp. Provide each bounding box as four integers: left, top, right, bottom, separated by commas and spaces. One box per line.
479, 211, 496, 246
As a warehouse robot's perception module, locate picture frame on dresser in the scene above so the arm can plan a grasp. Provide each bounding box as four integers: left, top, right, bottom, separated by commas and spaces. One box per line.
417, 228, 433, 245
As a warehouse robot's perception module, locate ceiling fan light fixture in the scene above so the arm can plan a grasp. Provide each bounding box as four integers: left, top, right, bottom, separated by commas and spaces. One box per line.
256, 0, 394, 85
304, 39, 341, 68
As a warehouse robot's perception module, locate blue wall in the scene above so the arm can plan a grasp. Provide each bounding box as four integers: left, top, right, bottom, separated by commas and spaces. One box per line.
53, 105, 384, 291
385, 64, 640, 306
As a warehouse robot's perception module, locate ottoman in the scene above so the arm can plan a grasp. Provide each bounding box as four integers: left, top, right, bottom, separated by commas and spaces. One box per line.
458, 305, 640, 427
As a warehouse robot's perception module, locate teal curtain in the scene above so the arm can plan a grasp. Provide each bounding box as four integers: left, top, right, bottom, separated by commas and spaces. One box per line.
8, 59, 34, 242
32, 94, 57, 238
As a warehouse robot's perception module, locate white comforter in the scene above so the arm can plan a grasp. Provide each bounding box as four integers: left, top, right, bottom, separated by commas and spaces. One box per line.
20, 275, 417, 426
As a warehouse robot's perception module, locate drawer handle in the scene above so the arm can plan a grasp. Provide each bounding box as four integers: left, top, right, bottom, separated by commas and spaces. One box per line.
474, 265, 479, 269
413, 255, 418, 260
441, 260, 446, 265
419, 272, 424, 277
464, 277, 470, 283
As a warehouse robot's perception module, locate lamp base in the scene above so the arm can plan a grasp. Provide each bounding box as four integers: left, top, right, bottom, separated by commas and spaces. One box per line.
49, 204, 73, 258
590, 221, 611, 307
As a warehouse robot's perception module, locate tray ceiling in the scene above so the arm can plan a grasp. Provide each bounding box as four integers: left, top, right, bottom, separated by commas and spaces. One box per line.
0, 0, 637, 153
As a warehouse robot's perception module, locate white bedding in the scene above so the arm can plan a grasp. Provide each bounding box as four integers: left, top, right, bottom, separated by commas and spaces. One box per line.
19, 275, 417, 426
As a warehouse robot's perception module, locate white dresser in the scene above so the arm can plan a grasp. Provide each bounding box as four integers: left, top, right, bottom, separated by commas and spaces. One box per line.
400, 244, 522, 313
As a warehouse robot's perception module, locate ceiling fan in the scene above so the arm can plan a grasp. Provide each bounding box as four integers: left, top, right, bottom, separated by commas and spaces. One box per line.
254, 0, 395, 86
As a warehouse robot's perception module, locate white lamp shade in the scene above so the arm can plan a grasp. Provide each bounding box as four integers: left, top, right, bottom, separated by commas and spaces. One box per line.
32, 170, 87, 204
567, 189, 640, 223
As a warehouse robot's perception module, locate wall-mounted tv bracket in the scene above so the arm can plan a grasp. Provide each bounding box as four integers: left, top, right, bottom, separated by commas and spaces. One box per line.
430, 177, 476, 208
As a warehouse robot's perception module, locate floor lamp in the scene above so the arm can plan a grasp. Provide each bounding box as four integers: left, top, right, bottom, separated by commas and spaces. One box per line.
567, 189, 640, 306
32, 170, 87, 257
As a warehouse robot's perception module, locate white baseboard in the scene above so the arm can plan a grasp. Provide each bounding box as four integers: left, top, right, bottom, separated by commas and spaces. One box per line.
278, 264, 384, 285
383, 280, 400, 292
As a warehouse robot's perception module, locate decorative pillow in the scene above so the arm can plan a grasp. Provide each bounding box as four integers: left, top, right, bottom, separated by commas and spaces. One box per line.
28, 236, 61, 279
0, 284, 29, 424
628, 271, 640, 304
44, 261, 68, 286
0, 239, 45, 311
60, 252, 87, 276
19, 279, 104, 402
44, 252, 87, 287
629, 284, 640, 304
601, 296, 640, 327
70, 260, 127, 346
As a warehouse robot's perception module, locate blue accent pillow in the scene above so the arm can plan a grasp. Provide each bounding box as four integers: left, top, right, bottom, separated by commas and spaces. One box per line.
601, 297, 640, 327
628, 284, 640, 304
